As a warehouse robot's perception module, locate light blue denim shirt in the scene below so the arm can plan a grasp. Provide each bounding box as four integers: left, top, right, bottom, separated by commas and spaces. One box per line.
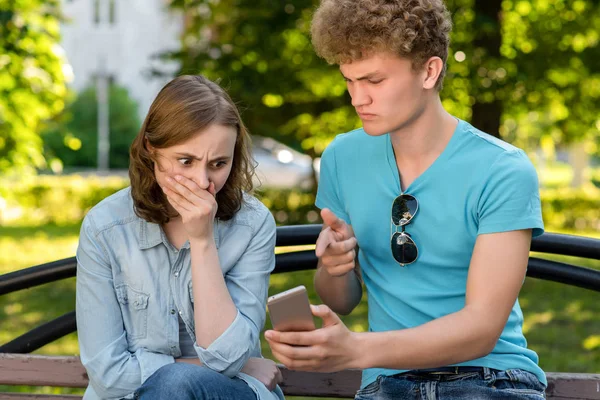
76, 187, 284, 400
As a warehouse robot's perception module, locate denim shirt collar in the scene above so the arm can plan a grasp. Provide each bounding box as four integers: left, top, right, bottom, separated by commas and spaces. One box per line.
137, 219, 163, 250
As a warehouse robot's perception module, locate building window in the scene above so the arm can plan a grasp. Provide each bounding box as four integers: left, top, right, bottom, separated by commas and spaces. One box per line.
93, 0, 100, 24
109, 0, 116, 25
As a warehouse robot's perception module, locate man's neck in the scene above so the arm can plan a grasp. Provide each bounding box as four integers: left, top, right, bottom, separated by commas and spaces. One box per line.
389, 98, 457, 165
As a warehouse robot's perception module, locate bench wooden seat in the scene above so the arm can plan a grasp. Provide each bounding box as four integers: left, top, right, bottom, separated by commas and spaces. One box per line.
2, 353, 600, 399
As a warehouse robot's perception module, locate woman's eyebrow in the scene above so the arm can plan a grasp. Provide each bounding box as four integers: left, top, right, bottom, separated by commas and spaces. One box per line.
174, 152, 231, 162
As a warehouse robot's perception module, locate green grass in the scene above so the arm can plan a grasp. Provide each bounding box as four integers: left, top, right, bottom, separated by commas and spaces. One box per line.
1, 225, 599, 398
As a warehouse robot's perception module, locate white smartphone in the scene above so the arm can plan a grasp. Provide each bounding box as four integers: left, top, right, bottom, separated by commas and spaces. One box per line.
267, 285, 316, 332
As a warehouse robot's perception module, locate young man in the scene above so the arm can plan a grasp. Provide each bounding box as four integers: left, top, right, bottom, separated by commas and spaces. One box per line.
264, 0, 547, 398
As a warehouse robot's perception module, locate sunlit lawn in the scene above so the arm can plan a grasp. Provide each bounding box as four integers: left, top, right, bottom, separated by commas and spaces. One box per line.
1, 225, 599, 397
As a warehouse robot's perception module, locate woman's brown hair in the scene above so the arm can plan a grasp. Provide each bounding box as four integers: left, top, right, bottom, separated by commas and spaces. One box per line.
311, 0, 452, 91
129, 75, 255, 224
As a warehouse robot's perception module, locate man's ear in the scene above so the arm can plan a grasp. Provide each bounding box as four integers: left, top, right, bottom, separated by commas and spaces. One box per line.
422, 56, 444, 90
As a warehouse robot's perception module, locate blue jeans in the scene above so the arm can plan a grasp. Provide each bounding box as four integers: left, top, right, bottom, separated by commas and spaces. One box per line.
355, 368, 546, 399
134, 363, 257, 400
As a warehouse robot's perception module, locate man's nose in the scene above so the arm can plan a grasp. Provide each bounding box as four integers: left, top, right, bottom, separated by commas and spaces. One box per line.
350, 85, 370, 108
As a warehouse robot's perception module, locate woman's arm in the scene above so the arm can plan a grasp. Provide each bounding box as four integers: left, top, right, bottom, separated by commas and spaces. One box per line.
162, 176, 277, 377
76, 214, 174, 398
192, 207, 277, 377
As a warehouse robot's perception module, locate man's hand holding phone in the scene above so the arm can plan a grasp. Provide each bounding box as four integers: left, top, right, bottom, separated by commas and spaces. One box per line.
264, 211, 362, 373
315, 209, 358, 277
264, 303, 361, 373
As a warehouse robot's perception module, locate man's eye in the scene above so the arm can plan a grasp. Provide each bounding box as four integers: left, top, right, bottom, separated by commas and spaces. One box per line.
369, 79, 383, 84
178, 158, 193, 166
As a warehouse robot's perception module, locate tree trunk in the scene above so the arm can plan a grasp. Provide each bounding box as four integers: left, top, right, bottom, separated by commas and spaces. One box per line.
471, 101, 502, 138
471, 0, 503, 138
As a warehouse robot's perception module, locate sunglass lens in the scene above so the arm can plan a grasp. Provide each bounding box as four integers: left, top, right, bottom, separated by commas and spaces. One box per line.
391, 232, 418, 265
392, 194, 418, 226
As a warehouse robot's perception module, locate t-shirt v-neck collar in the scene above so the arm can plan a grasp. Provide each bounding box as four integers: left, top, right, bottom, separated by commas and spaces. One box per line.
385, 118, 463, 194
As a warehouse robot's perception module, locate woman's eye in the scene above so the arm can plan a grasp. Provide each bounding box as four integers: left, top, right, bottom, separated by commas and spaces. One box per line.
212, 161, 227, 169
178, 158, 193, 166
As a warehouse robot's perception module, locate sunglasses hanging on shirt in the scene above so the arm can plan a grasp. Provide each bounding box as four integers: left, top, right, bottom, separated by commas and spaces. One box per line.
390, 193, 419, 266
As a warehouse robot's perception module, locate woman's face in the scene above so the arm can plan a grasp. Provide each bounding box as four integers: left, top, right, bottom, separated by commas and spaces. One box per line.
151, 124, 237, 198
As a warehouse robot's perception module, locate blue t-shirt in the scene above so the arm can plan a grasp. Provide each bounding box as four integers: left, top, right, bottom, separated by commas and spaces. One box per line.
315, 119, 546, 389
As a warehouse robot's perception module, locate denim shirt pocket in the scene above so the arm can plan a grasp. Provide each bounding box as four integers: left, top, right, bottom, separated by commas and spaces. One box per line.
115, 284, 150, 340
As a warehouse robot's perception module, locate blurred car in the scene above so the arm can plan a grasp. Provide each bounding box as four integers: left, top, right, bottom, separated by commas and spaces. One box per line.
251, 136, 316, 190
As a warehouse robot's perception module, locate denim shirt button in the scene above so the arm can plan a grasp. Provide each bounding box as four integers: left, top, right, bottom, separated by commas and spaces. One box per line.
170, 309, 176, 315
174, 272, 179, 277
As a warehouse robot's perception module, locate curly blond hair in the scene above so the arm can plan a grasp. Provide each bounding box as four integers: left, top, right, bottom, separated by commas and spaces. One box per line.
129, 75, 255, 224
311, 0, 452, 90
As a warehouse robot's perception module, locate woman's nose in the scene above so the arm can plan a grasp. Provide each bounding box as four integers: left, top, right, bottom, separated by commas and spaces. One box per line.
194, 170, 210, 190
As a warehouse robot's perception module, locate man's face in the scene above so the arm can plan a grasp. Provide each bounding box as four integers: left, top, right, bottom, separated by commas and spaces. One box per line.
340, 52, 428, 136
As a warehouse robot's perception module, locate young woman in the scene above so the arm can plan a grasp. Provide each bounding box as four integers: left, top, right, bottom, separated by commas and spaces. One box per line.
76, 75, 284, 400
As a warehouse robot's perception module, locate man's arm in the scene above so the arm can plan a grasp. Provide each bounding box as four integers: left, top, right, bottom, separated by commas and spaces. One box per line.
267, 229, 532, 372
314, 251, 362, 315
356, 229, 532, 370
313, 209, 362, 315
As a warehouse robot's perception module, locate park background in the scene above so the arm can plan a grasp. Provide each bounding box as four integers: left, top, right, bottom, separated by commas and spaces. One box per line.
1, 0, 599, 397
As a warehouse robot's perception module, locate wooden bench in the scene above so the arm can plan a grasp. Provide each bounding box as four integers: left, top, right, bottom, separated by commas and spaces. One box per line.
1, 353, 600, 399
2, 226, 600, 398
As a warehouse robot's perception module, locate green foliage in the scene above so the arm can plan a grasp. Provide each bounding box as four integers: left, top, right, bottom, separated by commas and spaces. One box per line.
42, 84, 141, 169
0, 175, 129, 225
168, 0, 357, 157
591, 166, 600, 188
167, 0, 600, 158
0, 0, 68, 173
255, 187, 320, 225
540, 187, 600, 231
499, 0, 600, 154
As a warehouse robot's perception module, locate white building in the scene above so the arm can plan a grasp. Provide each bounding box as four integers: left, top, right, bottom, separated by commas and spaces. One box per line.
60, 0, 183, 119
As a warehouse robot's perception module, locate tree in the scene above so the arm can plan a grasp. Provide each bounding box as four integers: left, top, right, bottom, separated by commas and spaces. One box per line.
167, 0, 356, 161
446, 0, 600, 154
42, 84, 141, 169
167, 0, 600, 160
0, 0, 68, 173
500, 0, 600, 156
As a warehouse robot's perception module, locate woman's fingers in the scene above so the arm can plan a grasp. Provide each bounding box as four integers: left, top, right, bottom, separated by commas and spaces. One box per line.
171, 175, 215, 202
162, 187, 191, 212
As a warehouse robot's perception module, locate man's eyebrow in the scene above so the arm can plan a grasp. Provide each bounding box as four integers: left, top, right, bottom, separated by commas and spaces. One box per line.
340, 71, 383, 81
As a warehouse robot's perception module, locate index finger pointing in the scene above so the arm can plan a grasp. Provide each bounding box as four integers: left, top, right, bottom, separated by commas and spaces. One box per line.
315, 228, 335, 258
